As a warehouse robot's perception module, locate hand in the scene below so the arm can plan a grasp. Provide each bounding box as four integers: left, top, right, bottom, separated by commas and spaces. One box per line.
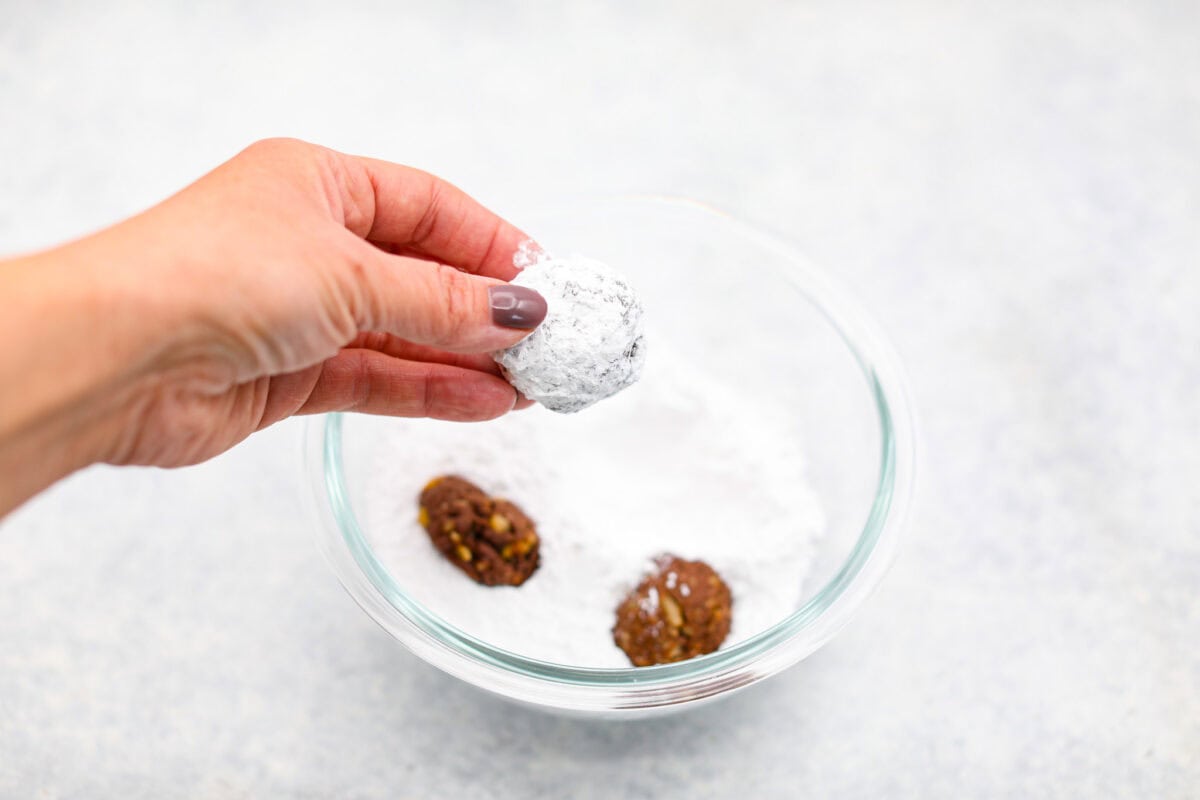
0, 138, 546, 514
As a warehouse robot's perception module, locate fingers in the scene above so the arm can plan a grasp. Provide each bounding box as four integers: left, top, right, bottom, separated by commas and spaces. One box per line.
342, 154, 529, 281
350, 243, 547, 354
273, 349, 520, 422
345, 332, 536, 409
344, 332, 535, 409
344, 332, 504, 376
224, 141, 531, 279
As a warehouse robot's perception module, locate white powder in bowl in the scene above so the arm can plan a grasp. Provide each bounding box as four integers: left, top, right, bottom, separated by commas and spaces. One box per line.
362, 344, 823, 668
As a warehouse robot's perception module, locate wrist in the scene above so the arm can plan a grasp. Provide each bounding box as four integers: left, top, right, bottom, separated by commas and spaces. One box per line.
0, 234, 189, 514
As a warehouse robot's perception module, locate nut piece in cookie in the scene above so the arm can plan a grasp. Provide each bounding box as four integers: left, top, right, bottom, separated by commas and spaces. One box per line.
612, 555, 732, 667
417, 475, 540, 587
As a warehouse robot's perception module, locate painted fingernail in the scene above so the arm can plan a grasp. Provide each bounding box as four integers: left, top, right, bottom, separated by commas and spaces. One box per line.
489, 285, 548, 330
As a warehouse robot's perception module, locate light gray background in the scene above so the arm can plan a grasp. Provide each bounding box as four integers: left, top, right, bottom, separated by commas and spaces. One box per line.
1, 1, 1197, 797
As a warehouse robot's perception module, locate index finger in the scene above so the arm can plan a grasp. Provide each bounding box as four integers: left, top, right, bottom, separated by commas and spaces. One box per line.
341, 153, 528, 281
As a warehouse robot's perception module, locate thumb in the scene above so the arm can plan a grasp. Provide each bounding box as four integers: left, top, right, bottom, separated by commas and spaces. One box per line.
353, 245, 547, 353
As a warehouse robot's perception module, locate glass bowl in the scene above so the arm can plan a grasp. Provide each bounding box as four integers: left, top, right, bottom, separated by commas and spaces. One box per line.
304, 196, 916, 718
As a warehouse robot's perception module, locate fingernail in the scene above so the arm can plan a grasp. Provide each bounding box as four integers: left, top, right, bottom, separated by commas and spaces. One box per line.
489, 285, 548, 330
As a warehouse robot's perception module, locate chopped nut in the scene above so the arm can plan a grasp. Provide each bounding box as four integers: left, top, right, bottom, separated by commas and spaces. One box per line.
660, 593, 684, 628
489, 513, 512, 533
455, 544, 473, 562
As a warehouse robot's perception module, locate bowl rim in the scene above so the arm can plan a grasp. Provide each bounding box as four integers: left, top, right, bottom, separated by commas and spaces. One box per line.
303, 196, 917, 715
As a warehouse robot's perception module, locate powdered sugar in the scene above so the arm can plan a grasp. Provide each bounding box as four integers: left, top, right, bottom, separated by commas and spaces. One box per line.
511, 238, 545, 271
361, 341, 824, 668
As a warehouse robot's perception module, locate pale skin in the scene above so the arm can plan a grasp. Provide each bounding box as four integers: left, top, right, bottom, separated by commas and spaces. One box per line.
0, 138, 547, 517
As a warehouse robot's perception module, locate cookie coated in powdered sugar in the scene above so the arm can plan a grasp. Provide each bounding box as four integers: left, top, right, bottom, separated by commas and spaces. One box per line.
494, 242, 646, 414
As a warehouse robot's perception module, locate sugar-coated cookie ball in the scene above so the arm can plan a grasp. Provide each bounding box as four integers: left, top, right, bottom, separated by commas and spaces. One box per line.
494, 251, 645, 414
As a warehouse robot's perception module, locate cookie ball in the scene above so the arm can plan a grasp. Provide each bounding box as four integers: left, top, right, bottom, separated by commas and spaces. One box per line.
493, 252, 645, 414
612, 555, 733, 667
418, 475, 540, 586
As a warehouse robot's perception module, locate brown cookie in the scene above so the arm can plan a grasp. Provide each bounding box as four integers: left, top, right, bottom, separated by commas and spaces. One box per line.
612, 555, 733, 667
418, 475, 540, 587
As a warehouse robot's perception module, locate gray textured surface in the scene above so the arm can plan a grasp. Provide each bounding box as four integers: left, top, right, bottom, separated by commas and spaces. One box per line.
1, 1, 1198, 797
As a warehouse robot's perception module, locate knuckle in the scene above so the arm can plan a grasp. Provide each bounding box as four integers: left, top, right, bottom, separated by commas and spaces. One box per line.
348, 350, 374, 411
236, 138, 326, 180
334, 157, 376, 237
330, 241, 381, 333
410, 179, 444, 245
418, 362, 438, 416
431, 264, 478, 343
241, 136, 311, 160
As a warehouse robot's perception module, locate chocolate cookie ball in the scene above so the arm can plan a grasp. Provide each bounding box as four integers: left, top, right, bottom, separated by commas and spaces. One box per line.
612, 555, 733, 667
418, 475, 540, 587
494, 252, 645, 414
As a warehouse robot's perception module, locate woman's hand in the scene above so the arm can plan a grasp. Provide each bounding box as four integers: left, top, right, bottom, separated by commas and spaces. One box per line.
0, 138, 545, 514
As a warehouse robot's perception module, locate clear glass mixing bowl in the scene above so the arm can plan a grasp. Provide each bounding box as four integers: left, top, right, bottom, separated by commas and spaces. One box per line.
304, 197, 916, 718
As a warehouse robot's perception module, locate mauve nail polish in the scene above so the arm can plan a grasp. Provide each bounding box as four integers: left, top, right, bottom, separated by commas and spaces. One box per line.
489, 285, 548, 330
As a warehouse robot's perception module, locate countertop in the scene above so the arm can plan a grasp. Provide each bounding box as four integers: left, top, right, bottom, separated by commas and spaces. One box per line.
1, 1, 1197, 797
